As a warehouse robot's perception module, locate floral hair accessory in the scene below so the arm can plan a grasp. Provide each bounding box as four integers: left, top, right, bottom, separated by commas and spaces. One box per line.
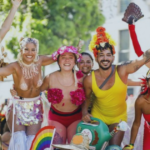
52, 46, 82, 62
52, 41, 84, 87
52, 40, 84, 62
47, 88, 63, 104
89, 26, 116, 58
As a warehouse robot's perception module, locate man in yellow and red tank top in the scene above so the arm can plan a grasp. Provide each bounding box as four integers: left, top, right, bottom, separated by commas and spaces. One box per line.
82, 25, 150, 149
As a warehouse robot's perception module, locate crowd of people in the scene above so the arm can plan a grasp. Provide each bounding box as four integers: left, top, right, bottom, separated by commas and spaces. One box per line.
0, 1, 150, 150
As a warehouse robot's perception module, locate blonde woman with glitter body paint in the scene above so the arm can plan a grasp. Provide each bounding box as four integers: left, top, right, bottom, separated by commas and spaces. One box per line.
0, 37, 55, 150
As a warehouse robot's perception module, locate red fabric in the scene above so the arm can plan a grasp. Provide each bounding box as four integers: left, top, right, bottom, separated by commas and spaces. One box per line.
49, 105, 82, 128
143, 121, 150, 150
143, 114, 150, 122
129, 24, 143, 57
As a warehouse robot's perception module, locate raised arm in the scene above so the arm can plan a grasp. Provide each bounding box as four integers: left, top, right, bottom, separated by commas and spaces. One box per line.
82, 75, 93, 122
0, 0, 22, 42
120, 49, 150, 75
122, 3, 144, 57
127, 79, 141, 86
127, 18, 150, 68
0, 63, 16, 76
128, 24, 143, 57
40, 55, 55, 66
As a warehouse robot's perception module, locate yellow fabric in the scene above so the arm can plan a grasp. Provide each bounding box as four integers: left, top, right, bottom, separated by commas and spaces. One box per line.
91, 67, 127, 125
123, 145, 134, 149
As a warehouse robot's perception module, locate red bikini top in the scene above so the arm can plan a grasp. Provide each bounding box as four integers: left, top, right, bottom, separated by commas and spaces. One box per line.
47, 71, 85, 106
143, 114, 150, 122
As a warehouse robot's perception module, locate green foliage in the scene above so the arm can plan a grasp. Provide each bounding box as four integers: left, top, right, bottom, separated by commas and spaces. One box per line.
6, 37, 19, 57
1, 0, 105, 57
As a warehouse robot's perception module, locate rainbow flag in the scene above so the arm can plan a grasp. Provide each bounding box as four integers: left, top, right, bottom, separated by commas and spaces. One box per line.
30, 126, 56, 150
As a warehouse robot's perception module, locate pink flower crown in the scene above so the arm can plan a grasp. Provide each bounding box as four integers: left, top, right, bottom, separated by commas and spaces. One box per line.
52, 46, 82, 62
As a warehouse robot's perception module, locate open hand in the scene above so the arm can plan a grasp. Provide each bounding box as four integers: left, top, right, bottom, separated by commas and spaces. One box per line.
82, 113, 92, 123
10, 84, 17, 97
11, 0, 22, 8
10, 89, 17, 96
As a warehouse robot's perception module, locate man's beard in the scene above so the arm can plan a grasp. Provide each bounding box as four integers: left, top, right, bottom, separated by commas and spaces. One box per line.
99, 60, 112, 70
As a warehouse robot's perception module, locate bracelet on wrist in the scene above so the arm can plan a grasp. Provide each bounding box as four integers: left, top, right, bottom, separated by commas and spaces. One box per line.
124, 144, 134, 149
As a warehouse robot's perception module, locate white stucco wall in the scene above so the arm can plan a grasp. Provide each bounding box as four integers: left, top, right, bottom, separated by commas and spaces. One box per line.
101, 0, 150, 97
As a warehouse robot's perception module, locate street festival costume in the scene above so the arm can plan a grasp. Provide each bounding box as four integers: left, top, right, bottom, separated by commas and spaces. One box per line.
122, 3, 150, 150
89, 26, 127, 123
49, 43, 86, 127
88, 26, 126, 149
6, 38, 43, 150
91, 68, 127, 125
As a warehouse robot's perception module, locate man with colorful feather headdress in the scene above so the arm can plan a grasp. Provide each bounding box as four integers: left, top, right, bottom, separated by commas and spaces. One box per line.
82, 25, 150, 149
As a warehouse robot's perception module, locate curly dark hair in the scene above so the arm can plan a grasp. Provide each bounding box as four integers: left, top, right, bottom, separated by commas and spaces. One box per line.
96, 42, 113, 55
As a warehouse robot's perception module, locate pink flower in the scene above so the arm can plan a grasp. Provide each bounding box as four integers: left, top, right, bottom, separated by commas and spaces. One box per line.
76, 70, 84, 79
70, 89, 86, 105
47, 88, 63, 104
78, 82, 83, 88
51, 46, 82, 62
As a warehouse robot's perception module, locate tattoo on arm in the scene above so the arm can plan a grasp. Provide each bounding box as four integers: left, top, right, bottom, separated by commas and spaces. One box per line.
121, 60, 140, 72
143, 50, 150, 63
121, 60, 133, 66
133, 65, 140, 71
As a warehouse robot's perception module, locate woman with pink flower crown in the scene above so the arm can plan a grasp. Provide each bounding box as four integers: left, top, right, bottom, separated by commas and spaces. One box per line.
40, 42, 86, 144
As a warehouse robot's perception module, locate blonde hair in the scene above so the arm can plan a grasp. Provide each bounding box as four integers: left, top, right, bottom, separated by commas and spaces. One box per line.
17, 37, 39, 62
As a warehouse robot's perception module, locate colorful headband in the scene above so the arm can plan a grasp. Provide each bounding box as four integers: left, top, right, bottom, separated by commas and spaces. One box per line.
52, 40, 84, 62
89, 26, 116, 57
